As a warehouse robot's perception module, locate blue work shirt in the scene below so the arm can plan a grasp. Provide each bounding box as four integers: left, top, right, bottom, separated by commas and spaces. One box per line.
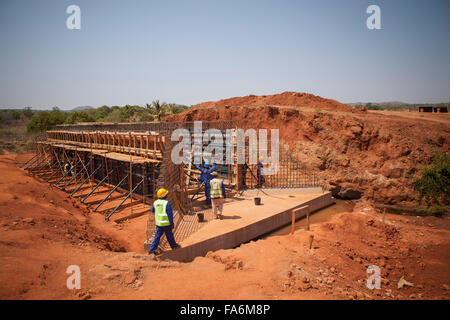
195, 164, 217, 183
257, 161, 263, 176
150, 199, 174, 225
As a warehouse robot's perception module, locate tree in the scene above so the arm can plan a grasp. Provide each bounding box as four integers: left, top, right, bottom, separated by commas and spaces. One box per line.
102, 109, 125, 123
11, 110, 21, 120
146, 100, 167, 121
23, 107, 34, 119
95, 105, 112, 120
26, 109, 67, 132
65, 111, 96, 124
166, 103, 189, 115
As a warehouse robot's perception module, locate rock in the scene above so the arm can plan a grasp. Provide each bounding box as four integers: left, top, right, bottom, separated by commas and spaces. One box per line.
381, 160, 405, 179
22, 218, 35, 225
123, 273, 137, 286
103, 271, 121, 281
398, 276, 414, 289
329, 185, 341, 197
337, 187, 362, 200
442, 284, 450, 291
395, 263, 404, 270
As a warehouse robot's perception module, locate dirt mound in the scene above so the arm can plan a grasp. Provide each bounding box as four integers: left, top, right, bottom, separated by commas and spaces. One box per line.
0, 156, 126, 252
166, 102, 449, 205
192, 91, 355, 113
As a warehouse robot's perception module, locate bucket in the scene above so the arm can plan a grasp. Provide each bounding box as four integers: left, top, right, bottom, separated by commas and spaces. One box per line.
254, 197, 261, 205
197, 213, 204, 222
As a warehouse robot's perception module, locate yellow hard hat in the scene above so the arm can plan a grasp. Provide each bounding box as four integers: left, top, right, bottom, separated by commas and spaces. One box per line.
259, 156, 264, 161
157, 188, 169, 198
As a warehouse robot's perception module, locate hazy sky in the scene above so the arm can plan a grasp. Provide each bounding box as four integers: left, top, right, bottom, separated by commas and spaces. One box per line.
0, 0, 449, 109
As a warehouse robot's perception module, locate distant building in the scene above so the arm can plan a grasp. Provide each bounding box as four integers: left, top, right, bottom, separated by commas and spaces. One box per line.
417, 105, 448, 113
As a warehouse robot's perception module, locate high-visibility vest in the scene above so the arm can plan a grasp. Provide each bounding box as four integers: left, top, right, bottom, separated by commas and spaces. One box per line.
154, 199, 171, 227
210, 178, 223, 199
64, 162, 74, 176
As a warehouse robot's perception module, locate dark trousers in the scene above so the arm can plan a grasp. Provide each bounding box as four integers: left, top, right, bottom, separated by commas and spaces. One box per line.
204, 183, 211, 205
149, 226, 178, 253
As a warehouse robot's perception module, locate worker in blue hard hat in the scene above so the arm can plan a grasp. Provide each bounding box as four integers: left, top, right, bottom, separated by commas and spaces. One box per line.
195, 162, 217, 206
148, 188, 180, 255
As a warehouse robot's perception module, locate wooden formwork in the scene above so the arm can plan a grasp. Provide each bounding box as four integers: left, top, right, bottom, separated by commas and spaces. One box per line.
21, 120, 322, 253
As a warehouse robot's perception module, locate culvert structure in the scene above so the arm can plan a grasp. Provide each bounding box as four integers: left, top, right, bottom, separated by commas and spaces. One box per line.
20, 120, 327, 260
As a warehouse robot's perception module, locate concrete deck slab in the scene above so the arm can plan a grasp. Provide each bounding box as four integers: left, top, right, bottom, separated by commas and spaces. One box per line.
158, 188, 334, 262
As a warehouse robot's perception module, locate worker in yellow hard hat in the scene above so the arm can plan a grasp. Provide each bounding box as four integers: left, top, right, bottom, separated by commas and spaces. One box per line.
148, 188, 180, 255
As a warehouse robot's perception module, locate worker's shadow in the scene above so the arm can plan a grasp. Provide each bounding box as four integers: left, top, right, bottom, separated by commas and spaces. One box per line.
222, 215, 241, 220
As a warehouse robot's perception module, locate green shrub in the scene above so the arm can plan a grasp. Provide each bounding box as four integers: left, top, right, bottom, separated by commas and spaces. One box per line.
26, 109, 67, 133
102, 109, 125, 123
11, 110, 21, 120
432, 204, 448, 217
65, 111, 96, 124
413, 150, 450, 207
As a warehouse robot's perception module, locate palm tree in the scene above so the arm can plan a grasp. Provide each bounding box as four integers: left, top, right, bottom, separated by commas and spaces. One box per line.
146, 100, 167, 121
167, 103, 179, 115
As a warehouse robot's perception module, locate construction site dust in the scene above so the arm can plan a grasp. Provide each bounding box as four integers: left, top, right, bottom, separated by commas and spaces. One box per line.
0, 92, 449, 300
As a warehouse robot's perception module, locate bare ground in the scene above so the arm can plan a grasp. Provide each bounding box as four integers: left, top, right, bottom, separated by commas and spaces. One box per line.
0, 154, 449, 300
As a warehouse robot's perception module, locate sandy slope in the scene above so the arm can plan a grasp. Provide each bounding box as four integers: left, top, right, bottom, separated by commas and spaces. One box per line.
0, 154, 449, 300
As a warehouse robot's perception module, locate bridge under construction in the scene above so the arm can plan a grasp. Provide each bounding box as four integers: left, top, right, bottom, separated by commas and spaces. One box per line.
20, 120, 330, 260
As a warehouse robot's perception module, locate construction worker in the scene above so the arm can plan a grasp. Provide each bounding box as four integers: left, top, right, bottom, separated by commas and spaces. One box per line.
64, 161, 74, 177
148, 188, 180, 255
195, 162, 217, 207
256, 157, 265, 188
210, 171, 226, 219
241, 163, 248, 188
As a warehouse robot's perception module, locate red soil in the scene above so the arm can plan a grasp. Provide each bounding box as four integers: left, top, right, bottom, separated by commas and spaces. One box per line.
0, 154, 449, 300
192, 91, 356, 113
165, 93, 450, 206
0, 92, 448, 300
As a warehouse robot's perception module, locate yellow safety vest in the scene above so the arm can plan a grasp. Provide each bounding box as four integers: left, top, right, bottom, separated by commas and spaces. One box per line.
64, 162, 75, 176
154, 199, 171, 227
210, 178, 223, 199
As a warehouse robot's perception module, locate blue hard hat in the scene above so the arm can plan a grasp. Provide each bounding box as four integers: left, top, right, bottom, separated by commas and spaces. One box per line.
204, 163, 210, 168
